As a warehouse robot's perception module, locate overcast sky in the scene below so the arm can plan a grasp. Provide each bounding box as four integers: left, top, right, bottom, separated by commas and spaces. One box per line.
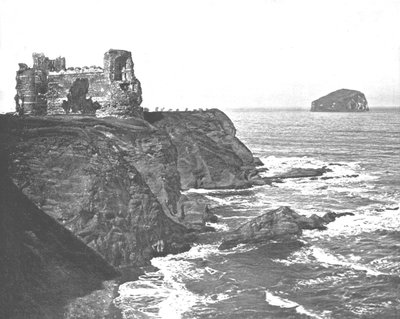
0, 0, 399, 112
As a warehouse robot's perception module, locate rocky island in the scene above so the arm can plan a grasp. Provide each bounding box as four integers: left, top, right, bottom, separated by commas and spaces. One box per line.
1, 49, 348, 318
311, 89, 369, 112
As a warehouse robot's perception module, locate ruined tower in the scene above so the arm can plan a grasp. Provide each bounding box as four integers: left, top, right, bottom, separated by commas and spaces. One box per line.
15, 63, 47, 115
15, 49, 143, 117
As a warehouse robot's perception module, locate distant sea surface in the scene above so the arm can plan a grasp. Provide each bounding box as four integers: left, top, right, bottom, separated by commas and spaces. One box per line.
115, 108, 400, 319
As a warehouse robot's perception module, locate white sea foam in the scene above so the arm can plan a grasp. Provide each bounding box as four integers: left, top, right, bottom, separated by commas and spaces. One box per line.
259, 156, 380, 200
265, 291, 298, 308
265, 291, 324, 318
205, 221, 230, 232
115, 244, 240, 318
115, 267, 199, 318
203, 195, 232, 206
183, 188, 245, 195
118, 154, 398, 318
261, 156, 362, 177
310, 247, 385, 276
273, 245, 387, 277
304, 205, 400, 238
219, 215, 254, 220
260, 156, 329, 177
217, 243, 259, 255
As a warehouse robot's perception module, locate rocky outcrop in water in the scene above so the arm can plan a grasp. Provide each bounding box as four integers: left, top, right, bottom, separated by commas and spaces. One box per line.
145, 109, 264, 189
266, 167, 332, 182
311, 89, 369, 112
219, 206, 354, 250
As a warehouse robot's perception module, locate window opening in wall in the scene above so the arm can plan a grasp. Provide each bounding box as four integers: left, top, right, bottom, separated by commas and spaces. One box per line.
114, 56, 128, 81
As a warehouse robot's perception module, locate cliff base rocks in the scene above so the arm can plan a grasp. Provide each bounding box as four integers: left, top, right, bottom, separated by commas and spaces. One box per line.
219, 206, 354, 250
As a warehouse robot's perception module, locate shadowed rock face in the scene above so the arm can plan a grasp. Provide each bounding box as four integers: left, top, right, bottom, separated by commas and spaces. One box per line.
311, 89, 369, 112
0, 109, 264, 267
0, 176, 119, 319
0, 109, 267, 317
219, 206, 354, 250
0, 115, 191, 267
145, 109, 263, 189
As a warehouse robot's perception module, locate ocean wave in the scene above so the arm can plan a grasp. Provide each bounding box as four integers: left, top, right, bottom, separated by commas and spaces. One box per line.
203, 195, 233, 206
276, 171, 377, 197
183, 187, 250, 195
310, 247, 386, 276
259, 156, 332, 176
260, 156, 362, 176
218, 215, 254, 220
115, 268, 199, 318
265, 290, 325, 319
205, 221, 230, 232
369, 256, 400, 274
304, 205, 400, 238
115, 244, 248, 318
273, 246, 387, 277
257, 156, 383, 203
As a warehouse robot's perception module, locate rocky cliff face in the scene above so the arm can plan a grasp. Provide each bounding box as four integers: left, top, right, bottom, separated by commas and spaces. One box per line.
0, 109, 264, 317
0, 176, 119, 319
0, 109, 261, 267
0, 115, 191, 268
311, 89, 369, 112
145, 109, 263, 189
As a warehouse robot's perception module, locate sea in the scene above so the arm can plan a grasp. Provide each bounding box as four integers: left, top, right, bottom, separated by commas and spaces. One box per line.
114, 108, 400, 319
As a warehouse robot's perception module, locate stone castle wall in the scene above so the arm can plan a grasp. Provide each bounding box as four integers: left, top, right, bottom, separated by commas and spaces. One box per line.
15, 50, 143, 117
47, 71, 110, 114
15, 65, 47, 115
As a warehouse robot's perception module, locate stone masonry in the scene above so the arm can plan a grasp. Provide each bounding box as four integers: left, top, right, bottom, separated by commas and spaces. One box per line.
15, 49, 143, 117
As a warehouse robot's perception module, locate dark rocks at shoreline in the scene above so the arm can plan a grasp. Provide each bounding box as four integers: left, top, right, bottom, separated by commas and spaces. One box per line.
1, 106, 347, 317
178, 192, 219, 232
266, 166, 332, 182
311, 89, 369, 112
218, 207, 354, 250
0, 108, 260, 317
1, 110, 246, 317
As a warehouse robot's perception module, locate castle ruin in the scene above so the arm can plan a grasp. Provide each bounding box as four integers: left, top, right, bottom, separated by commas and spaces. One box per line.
15, 49, 143, 117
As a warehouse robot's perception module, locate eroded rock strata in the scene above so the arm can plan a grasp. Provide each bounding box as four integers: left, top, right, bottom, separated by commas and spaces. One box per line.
0, 115, 192, 268
1, 108, 265, 269
0, 108, 265, 317
311, 89, 369, 112
145, 109, 264, 189
0, 107, 355, 317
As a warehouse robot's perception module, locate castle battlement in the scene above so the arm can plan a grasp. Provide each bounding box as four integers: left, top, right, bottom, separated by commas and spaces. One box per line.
48, 66, 103, 76
15, 49, 143, 117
